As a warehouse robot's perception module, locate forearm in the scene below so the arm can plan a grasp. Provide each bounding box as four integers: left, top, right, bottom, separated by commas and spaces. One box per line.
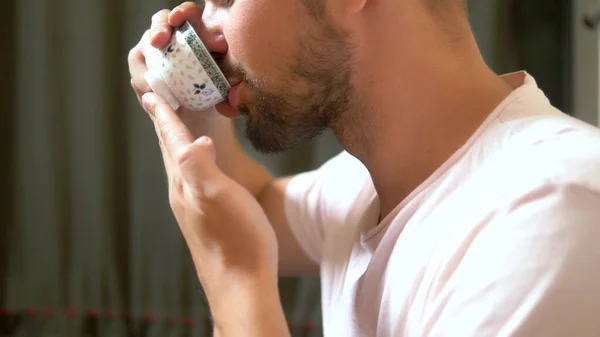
208, 270, 291, 337
185, 238, 290, 337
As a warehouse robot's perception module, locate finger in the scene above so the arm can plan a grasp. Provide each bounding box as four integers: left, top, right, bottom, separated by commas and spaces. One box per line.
146, 105, 175, 179
168, 1, 204, 28
142, 93, 194, 162
150, 9, 172, 48
130, 78, 145, 107
128, 31, 152, 94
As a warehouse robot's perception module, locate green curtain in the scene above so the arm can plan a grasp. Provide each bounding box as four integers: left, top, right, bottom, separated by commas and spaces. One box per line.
1, 0, 330, 335
1, 0, 573, 336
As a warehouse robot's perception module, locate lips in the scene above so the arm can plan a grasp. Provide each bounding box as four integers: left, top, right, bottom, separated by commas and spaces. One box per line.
227, 79, 242, 107
228, 78, 242, 87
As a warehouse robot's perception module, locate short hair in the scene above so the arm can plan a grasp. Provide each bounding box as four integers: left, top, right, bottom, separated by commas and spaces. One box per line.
424, 0, 468, 15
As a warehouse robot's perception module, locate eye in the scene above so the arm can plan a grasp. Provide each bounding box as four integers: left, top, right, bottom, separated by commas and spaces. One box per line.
215, 0, 234, 7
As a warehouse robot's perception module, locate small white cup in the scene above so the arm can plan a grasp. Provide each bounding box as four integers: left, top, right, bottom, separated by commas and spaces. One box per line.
144, 21, 231, 112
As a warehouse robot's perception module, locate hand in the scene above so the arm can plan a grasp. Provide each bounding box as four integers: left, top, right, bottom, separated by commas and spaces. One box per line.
128, 2, 275, 201
128, 2, 226, 127
140, 92, 279, 292
128, 2, 201, 102
136, 13, 289, 336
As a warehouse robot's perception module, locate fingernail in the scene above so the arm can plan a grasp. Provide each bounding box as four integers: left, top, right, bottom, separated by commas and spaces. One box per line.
197, 136, 210, 144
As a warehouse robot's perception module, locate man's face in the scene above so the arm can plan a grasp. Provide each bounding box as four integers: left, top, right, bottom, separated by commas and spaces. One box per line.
205, 0, 359, 153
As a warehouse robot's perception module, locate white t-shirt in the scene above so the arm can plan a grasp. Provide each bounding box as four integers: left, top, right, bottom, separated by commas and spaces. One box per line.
284, 72, 600, 337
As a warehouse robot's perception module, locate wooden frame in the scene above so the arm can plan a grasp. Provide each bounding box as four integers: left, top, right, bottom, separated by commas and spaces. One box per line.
573, 0, 600, 126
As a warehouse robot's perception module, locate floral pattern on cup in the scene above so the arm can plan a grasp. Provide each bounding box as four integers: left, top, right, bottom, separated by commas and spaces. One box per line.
154, 21, 230, 111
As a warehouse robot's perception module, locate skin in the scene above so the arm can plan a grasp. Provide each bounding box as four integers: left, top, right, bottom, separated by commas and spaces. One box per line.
128, 0, 514, 335
211, 0, 356, 154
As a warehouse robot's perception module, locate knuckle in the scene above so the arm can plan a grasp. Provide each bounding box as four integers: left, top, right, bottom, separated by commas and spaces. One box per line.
179, 1, 202, 14
173, 178, 185, 195
130, 79, 140, 94
176, 1, 190, 9
142, 29, 151, 43
168, 132, 182, 147
192, 182, 224, 205
151, 9, 169, 22
175, 147, 193, 167
168, 193, 183, 213
130, 78, 142, 90
127, 47, 138, 63
155, 107, 170, 126
136, 83, 151, 97
158, 124, 171, 141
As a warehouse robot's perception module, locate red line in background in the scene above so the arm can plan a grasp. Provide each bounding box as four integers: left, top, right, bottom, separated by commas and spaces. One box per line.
0, 307, 321, 330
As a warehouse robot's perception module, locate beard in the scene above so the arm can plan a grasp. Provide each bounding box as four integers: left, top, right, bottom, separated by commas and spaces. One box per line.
217, 12, 358, 154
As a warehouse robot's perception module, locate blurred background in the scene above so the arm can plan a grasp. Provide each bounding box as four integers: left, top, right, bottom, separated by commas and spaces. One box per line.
0, 0, 598, 336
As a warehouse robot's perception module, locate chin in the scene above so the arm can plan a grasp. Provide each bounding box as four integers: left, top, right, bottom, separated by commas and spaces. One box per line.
245, 121, 319, 155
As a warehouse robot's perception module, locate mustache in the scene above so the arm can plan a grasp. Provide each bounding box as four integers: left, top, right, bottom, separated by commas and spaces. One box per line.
216, 58, 248, 83
215, 58, 268, 93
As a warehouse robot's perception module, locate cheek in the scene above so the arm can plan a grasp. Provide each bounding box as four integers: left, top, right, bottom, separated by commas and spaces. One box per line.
225, 1, 306, 80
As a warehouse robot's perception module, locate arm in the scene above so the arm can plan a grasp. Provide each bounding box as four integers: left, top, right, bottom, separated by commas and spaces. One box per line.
127, 4, 318, 277
258, 177, 321, 277
131, 5, 321, 336
210, 270, 290, 337
142, 93, 292, 337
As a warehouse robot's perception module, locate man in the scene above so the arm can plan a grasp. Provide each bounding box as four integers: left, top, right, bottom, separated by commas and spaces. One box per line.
128, 0, 600, 336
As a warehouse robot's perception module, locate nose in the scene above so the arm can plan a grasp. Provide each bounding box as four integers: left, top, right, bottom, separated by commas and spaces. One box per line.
195, 4, 228, 61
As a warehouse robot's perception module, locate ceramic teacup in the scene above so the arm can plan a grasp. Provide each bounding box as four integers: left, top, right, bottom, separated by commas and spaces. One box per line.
144, 21, 231, 112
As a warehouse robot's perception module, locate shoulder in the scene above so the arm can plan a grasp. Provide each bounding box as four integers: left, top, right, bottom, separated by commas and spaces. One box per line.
425, 183, 600, 335
425, 145, 600, 335
285, 150, 374, 217
489, 101, 600, 194
463, 109, 600, 297
288, 150, 371, 194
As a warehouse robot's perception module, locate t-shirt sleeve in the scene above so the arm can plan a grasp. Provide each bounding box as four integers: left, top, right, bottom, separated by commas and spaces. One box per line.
283, 151, 370, 265
423, 183, 600, 337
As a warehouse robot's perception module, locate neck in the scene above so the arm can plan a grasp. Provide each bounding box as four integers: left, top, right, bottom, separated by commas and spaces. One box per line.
332, 4, 514, 220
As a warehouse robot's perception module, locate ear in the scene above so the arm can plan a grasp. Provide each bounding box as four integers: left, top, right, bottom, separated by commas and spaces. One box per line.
329, 0, 369, 24
347, 0, 368, 13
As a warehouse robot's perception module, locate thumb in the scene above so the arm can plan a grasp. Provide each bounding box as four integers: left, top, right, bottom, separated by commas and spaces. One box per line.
185, 136, 217, 164
178, 136, 223, 188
